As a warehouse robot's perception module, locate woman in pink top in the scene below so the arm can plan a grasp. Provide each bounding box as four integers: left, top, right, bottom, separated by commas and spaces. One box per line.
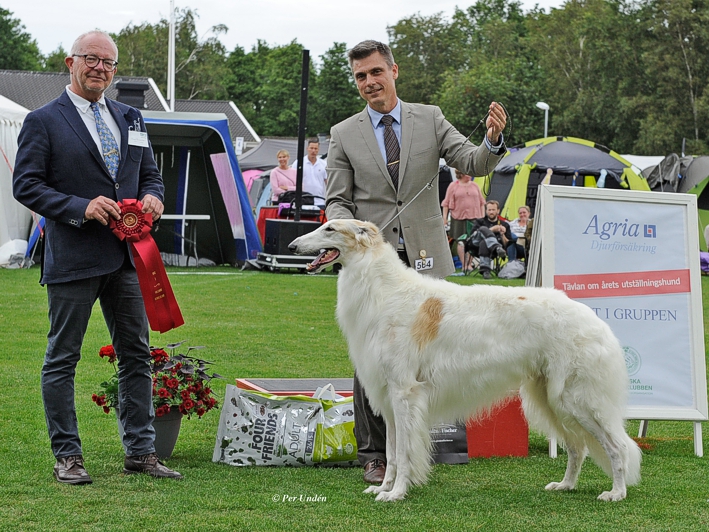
269, 150, 297, 203
441, 169, 486, 271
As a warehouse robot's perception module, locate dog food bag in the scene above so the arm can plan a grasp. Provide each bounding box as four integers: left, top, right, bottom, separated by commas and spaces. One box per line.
213, 385, 356, 466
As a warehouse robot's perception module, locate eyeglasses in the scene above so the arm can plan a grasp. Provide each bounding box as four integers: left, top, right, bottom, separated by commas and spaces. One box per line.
74, 54, 118, 71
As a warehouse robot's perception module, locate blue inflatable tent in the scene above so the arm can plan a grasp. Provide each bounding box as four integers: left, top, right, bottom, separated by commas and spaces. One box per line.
142, 111, 261, 265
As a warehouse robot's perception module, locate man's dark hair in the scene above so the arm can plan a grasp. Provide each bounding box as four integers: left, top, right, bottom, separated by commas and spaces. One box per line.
347, 40, 395, 70
486, 200, 500, 209
307, 138, 319, 146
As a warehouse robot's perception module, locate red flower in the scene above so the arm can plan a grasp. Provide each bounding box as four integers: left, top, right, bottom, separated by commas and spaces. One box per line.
150, 349, 169, 363
103, 406, 110, 414
166, 378, 179, 389
180, 389, 191, 400
158, 388, 171, 398
99, 345, 117, 364
182, 398, 195, 411
196, 408, 206, 417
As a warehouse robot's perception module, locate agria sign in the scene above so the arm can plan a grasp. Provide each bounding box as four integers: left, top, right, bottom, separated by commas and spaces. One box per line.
582, 215, 657, 241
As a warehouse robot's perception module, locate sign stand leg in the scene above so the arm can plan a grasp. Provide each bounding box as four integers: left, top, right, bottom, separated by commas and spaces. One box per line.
638, 419, 649, 438
694, 422, 703, 457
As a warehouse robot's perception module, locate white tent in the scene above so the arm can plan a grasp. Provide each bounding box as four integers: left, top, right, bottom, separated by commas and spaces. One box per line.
0, 95, 31, 256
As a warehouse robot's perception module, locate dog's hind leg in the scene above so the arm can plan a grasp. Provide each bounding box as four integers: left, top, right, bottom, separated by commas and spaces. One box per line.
545, 441, 587, 492
575, 415, 630, 502
521, 378, 587, 493
375, 385, 431, 502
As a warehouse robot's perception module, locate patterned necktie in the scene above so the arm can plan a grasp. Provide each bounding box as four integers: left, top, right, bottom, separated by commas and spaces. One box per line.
381, 114, 400, 190
90, 102, 120, 179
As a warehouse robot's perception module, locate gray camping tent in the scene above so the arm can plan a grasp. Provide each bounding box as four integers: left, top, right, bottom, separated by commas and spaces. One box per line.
644, 154, 709, 249
238, 137, 329, 171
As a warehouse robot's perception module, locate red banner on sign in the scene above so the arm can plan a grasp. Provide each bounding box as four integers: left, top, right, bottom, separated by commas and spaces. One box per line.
110, 199, 184, 333
554, 269, 691, 299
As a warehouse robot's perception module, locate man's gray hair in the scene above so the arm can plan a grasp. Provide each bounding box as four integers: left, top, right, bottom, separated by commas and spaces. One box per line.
69, 30, 118, 60
347, 40, 395, 70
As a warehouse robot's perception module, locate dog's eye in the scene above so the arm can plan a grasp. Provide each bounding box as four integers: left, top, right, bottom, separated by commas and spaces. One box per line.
324, 226, 335, 232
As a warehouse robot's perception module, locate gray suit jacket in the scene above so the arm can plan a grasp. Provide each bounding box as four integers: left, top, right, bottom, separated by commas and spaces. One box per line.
326, 101, 504, 278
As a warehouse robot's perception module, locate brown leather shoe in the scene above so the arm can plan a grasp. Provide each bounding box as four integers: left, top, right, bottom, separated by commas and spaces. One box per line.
53, 455, 92, 485
363, 459, 386, 484
124, 453, 183, 479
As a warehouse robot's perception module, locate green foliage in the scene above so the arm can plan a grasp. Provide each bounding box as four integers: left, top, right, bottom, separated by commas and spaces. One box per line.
388, 11, 465, 105
633, 0, 709, 154
41, 46, 68, 73
308, 43, 363, 134
0, 6, 42, 70
5, 1, 709, 153
112, 7, 229, 100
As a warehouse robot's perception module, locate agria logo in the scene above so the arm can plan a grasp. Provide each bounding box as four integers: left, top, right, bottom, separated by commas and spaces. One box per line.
582, 216, 657, 240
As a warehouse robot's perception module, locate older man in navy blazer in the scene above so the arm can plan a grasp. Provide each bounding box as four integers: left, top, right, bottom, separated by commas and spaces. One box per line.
13, 30, 181, 483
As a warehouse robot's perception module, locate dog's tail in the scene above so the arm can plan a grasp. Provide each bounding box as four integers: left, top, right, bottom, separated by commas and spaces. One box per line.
586, 430, 642, 486
623, 434, 642, 486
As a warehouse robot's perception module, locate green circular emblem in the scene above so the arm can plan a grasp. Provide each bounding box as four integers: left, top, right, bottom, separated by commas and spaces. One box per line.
623, 346, 641, 376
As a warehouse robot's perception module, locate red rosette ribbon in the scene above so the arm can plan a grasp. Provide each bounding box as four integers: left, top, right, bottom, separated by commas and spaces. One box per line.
110, 199, 184, 333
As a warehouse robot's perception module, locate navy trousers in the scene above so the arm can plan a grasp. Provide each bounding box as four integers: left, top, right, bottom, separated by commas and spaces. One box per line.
43, 267, 155, 458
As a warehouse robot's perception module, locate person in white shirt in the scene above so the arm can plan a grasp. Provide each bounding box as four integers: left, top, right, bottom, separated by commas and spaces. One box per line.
292, 139, 327, 207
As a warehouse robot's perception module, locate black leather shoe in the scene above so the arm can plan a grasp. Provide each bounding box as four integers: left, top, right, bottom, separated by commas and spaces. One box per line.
363, 459, 386, 484
54, 455, 92, 485
495, 246, 507, 260
482, 270, 491, 279
124, 453, 183, 479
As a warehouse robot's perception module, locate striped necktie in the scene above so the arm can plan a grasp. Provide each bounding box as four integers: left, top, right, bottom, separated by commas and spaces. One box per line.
381, 114, 400, 190
90, 102, 120, 179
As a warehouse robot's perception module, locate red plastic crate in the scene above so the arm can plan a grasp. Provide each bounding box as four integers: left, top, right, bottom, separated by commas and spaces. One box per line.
466, 396, 529, 458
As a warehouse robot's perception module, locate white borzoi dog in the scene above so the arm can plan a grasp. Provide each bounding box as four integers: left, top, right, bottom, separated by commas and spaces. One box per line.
289, 219, 641, 502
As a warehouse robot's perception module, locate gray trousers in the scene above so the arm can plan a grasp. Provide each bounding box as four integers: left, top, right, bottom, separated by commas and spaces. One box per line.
43, 267, 155, 458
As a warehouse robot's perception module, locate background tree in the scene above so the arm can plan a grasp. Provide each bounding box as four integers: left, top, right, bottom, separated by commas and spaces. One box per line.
112, 7, 228, 100
42, 46, 68, 72
308, 42, 363, 136
224, 43, 262, 126
0, 7, 42, 70
633, 0, 709, 154
526, 0, 649, 152
388, 12, 464, 105
436, 0, 542, 146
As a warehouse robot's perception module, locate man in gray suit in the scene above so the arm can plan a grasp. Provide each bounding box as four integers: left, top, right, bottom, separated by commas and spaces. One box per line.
326, 40, 507, 484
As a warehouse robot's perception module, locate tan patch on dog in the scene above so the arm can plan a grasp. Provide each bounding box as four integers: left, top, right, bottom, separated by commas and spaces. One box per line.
518, 296, 526, 300
412, 297, 444, 350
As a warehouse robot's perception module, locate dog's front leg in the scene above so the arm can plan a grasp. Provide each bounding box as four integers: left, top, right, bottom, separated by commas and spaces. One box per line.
364, 410, 397, 495
375, 392, 424, 502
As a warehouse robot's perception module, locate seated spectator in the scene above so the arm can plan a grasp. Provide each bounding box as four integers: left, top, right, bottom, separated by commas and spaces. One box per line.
441, 169, 486, 272
269, 150, 297, 203
463, 200, 512, 279
507, 205, 531, 260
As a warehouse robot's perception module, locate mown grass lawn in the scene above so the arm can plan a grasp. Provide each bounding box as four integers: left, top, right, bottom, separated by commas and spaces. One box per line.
1, 267, 708, 531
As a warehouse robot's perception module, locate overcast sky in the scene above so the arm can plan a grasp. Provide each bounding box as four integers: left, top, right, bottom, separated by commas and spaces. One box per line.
4, 0, 565, 62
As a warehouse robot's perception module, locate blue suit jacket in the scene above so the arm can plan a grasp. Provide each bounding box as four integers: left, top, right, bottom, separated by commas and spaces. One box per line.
13, 91, 164, 284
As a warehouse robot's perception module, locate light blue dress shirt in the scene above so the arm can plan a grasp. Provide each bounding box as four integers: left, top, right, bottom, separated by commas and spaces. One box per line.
366, 99, 402, 162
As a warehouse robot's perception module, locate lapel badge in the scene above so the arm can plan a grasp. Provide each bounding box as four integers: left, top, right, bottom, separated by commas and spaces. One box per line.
419, 250, 427, 259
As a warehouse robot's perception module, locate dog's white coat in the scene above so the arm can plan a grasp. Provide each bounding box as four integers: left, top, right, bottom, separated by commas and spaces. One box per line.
290, 219, 642, 502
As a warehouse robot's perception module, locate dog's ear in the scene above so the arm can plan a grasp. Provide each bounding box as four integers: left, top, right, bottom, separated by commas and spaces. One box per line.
354, 221, 379, 247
